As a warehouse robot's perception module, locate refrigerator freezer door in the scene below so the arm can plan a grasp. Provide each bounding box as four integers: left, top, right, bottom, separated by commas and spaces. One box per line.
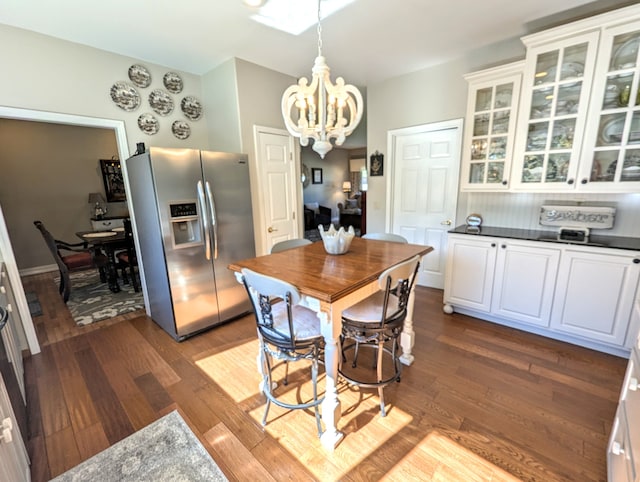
201, 151, 255, 322
149, 147, 221, 337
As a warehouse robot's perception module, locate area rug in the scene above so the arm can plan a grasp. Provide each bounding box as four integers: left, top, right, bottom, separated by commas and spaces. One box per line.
26, 291, 43, 317
51, 410, 227, 481
54, 269, 144, 326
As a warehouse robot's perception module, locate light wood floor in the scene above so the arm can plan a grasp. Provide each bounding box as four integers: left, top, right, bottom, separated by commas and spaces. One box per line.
22, 271, 627, 481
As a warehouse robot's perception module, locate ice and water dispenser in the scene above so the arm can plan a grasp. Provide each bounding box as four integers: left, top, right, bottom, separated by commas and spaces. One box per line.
168, 202, 202, 248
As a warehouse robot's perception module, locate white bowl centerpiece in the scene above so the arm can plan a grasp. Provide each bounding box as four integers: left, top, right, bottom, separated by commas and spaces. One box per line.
318, 225, 355, 255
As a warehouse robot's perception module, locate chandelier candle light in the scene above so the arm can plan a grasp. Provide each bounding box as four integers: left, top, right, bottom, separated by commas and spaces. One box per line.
281, 0, 363, 158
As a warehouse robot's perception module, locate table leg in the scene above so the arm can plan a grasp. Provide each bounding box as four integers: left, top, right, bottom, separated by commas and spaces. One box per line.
104, 246, 121, 293
399, 284, 417, 366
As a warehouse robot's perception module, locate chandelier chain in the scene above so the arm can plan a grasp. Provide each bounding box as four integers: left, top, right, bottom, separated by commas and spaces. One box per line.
316, 0, 322, 56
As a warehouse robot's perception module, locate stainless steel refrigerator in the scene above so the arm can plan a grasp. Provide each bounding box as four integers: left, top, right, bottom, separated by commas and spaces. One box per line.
124, 147, 255, 341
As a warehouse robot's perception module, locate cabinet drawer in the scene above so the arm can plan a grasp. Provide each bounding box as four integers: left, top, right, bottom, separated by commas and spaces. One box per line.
608, 404, 636, 482
91, 218, 124, 231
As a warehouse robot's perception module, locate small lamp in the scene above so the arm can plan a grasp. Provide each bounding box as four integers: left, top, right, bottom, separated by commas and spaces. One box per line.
88, 192, 107, 220
342, 181, 352, 193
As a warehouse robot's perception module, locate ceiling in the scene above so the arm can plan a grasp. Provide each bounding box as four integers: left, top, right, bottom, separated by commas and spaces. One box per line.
0, 0, 635, 86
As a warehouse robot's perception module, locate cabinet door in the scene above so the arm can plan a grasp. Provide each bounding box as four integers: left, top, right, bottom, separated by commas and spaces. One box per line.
580, 20, 640, 192
551, 249, 640, 346
512, 31, 599, 191
444, 235, 497, 312
608, 405, 636, 482
491, 241, 560, 327
461, 62, 523, 191
0, 373, 29, 482
622, 350, 640, 472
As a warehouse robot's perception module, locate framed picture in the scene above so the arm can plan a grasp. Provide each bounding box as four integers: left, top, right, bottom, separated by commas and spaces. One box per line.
100, 159, 126, 202
312, 168, 323, 184
370, 151, 384, 176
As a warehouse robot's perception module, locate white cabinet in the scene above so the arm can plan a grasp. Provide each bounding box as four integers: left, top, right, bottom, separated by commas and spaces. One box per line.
461, 62, 523, 191
444, 235, 497, 312
608, 335, 640, 481
444, 233, 640, 355
444, 235, 560, 327
550, 248, 640, 346
491, 240, 560, 327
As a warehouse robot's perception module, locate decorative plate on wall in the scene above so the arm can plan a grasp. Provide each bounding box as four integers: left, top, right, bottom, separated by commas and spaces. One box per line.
149, 89, 174, 116
137, 113, 159, 135
172, 120, 191, 140
128, 64, 152, 88
181, 96, 203, 120
110, 81, 141, 111
163, 72, 183, 94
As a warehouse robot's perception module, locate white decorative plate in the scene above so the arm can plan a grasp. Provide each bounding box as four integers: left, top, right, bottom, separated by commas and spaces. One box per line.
172, 120, 191, 140
149, 89, 174, 116
138, 113, 159, 135
128, 64, 152, 88
110, 81, 141, 112
181, 96, 203, 121
163, 72, 183, 94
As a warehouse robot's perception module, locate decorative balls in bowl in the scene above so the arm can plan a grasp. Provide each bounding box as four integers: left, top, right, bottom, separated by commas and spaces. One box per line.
319, 225, 355, 255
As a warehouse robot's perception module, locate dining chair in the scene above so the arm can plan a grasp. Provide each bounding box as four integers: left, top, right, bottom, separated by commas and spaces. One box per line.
362, 232, 408, 243
339, 254, 421, 417
270, 238, 312, 253
116, 218, 139, 292
33, 220, 108, 303
240, 267, 324, 436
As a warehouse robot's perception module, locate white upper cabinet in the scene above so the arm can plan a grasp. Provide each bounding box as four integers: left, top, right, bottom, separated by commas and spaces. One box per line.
461, 62, 523, 191
580, 20, 640, 192
512, 30, 599, 191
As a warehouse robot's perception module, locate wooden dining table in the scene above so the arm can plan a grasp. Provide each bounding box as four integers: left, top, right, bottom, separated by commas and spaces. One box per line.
228, 237, 433, 450
76, 229, 127, 293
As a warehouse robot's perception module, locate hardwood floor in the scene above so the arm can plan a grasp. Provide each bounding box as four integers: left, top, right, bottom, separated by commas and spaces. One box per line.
22, 271, 627, 481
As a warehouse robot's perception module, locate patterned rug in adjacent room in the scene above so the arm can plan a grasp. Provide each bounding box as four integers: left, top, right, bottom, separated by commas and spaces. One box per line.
54, 269, 144, 326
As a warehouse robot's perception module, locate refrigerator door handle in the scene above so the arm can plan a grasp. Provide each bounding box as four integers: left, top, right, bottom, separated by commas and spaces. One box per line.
205, 181, 218, 260
197, 180, 211, 260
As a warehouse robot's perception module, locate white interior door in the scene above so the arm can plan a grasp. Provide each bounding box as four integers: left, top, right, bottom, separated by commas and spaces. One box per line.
388, 120, 462, 288
254, 127, 300, 254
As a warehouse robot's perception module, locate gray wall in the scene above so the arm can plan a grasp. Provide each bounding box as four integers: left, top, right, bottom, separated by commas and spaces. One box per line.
0, 120, 119, 270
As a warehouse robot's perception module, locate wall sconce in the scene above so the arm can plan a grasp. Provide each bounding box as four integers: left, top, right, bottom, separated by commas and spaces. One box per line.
342, 181, 352, 193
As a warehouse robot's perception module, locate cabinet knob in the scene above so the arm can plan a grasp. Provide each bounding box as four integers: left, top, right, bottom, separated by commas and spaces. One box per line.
567, 179, 574, 185
501, 244, 506, 249
634, 259, 640, 264
581, 178, 588, 185
502, 180, 507, 186
491, 243, 496, 248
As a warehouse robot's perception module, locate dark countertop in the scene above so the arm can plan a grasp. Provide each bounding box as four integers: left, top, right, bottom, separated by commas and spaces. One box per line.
449, 225, 640, 252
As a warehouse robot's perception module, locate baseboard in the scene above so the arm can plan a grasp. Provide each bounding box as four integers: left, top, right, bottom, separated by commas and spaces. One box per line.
19, 264, 57, 277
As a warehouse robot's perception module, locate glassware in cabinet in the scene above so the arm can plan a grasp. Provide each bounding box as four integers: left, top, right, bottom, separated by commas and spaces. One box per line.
461, 62, 523, 191
581, 22, 640, 190
513, 31, 599, 190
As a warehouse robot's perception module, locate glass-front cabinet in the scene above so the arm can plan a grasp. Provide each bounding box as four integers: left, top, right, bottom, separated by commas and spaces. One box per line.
512, 31, 599, 191
461, 62, 523, 191
580, 20, 640, 191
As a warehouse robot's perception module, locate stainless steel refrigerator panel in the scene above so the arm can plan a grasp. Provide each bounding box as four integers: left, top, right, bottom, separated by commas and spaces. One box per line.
148, 147, 221, 336
201, 151, 255, 322
124, 152, 177, 337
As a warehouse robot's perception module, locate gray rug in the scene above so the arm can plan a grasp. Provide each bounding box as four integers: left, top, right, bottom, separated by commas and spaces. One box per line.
51, 410, 227, 481
26, 291, 43, 317
54, 269, 144, 326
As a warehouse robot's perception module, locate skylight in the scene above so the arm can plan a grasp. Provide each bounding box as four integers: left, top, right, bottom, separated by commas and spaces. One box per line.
249, 0, 355, 35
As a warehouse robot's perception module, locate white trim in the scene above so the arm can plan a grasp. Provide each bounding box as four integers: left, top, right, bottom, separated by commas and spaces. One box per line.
0, 106, 132, 355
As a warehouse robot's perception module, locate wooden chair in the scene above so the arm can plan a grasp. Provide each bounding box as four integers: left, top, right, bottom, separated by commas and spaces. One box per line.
240, 268, 324, 436
33, 220, 107, 303
339, 255, 420, 417
116, 218, 139, 292
362, 233, 408, 243
270, 238, 312, 253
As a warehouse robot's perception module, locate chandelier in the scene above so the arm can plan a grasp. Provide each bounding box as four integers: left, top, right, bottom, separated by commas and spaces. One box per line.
281, 0, 363, 158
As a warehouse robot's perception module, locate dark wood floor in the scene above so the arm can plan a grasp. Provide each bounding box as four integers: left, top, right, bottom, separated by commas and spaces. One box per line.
22, 271, 627, 481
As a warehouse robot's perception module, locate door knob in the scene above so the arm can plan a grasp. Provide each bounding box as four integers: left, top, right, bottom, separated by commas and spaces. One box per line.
268, 227, 278, 233
440, 220, 452, 226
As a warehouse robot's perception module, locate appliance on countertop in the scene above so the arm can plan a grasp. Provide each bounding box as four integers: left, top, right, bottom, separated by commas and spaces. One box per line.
539, 203, 616, 246
124, 147, 255, 341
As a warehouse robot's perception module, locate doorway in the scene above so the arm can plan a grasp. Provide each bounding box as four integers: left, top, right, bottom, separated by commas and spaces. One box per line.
386, 119, 462, 289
